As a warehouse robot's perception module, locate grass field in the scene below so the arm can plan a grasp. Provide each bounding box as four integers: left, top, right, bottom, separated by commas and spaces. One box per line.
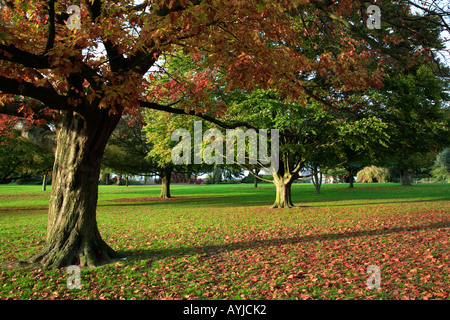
0, 183, 449, 300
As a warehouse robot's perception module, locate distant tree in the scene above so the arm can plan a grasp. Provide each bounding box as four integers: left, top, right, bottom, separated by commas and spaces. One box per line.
103, 116, 157, 182
249, 167, 261, 188
222, 166, 244, 182
306, 148, 340, 195
0, 119, 53, 185
431, 148, 450, 181
373, 64, 450, 186
144, 109, 215, 198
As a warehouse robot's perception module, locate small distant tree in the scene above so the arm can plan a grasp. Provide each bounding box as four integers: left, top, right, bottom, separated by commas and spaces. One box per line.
102, 116, 157, 185
144, 109, 215, 197
306, 148, 340, 195
431, 148, 450, 181
0, 119, 54, 185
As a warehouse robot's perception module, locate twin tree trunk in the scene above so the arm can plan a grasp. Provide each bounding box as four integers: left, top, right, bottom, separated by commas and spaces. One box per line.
270, 154, 299, 208
271, 174, 297, 208
26, 110, 121, 269
312, 171, 322, 195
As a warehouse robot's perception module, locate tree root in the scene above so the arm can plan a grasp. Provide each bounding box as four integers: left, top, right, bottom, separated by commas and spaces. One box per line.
22, 237, 117, 269
270, 203, 295, 209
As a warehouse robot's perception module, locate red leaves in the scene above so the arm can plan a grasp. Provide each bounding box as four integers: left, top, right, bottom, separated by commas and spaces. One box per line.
0, 114, 18, 138
287, 271, 306, 280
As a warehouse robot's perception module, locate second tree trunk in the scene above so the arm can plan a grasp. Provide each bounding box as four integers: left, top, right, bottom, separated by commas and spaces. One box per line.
160, 168, 172, 198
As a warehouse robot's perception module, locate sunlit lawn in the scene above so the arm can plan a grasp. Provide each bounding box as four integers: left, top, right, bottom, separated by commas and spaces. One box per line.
0, 182, 449, 300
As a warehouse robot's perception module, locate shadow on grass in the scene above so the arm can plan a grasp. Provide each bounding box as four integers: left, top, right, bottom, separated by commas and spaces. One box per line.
97, 196, 228, 208
0, 206, 49, 213
311, 197, 450, 208
118, 220, 450, 263
98, 195, 449, 210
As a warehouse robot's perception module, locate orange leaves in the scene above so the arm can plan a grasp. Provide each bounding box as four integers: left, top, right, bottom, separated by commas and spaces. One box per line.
0, 0, 438, 124
168, 11, 180, 26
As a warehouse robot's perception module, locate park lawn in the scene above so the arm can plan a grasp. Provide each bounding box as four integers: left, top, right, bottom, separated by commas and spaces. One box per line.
0, 183, 449, 300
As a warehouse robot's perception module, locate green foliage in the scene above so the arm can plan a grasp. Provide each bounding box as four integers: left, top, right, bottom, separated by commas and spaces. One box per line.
144, 110, 191, 168
374, 64, 450, 170
103, 117, 157, 176
0, 129, 53, 184
357, 166, 390, 183
143, 52, 218, 173
325, 167, 347, 178
14, 176, 51, 185
431, 148, 450, 182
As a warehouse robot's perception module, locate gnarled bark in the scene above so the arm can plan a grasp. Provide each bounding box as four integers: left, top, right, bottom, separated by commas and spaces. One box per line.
268, 151, 300, 208
24, 110, 121, 268
271, 173, 297, 208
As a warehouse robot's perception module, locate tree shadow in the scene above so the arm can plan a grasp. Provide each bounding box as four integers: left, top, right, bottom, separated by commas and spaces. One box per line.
98, 197, 449, 210
311, 198, 450, 208
118, 220, 450, 263
0, 206, 48, 213
97, 196, 222, 208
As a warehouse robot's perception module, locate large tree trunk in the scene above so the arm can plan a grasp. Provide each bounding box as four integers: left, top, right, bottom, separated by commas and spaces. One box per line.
270, 152, 299, 208
25, 110, 121, 269
159, 168, 172, 199
271, 176, 295, 208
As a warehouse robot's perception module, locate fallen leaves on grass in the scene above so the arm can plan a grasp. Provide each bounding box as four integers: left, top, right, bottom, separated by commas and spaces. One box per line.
1, 190, 449, 300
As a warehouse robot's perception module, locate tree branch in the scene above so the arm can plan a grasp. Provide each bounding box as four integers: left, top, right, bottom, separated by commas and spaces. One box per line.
44, 0, 56, 54
84, 0, 126, 72
20, 125, 56, 154
152, 0, 201, 17
0, 76, 73, 112
0, 44, 50, 69
140, 100, 258, 131
0, 101, 45, 117
241, 165, 274, 183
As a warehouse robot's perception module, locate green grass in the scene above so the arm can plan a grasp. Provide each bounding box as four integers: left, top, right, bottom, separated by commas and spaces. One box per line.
0, 182, 449, 300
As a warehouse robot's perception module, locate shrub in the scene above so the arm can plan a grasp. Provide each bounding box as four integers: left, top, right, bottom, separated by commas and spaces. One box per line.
357, 166, 390, 183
